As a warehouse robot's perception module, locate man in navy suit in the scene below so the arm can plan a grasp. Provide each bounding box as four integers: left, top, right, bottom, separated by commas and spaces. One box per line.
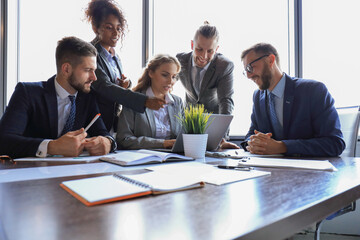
0, 36, 116, 159
241, 43, 345, 157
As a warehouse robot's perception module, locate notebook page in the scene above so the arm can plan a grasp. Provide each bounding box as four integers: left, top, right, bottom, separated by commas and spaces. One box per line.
122, 171, 202, 191
62, 175, 149, 203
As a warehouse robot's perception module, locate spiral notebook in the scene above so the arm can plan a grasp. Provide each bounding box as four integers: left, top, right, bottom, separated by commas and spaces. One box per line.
60, 171, 205, 206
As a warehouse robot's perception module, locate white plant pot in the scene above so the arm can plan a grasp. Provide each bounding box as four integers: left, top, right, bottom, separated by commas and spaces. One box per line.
182, 133, 208, 159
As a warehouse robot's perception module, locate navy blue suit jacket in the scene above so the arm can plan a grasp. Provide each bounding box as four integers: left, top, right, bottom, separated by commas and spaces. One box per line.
244, 74, 345, 157
0, 76, 110, 158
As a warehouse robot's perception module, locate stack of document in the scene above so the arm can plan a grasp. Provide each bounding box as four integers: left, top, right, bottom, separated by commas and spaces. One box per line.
235, 158, 337, 171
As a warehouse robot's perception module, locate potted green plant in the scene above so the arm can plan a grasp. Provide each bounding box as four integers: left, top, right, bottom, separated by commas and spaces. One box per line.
176, 104, 213, 158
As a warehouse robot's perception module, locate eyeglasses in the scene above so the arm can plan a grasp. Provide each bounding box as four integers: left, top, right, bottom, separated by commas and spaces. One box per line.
243, 54, 269, 76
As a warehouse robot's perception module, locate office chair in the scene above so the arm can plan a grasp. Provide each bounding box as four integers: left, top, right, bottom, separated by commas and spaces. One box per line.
314, 106, 360, 240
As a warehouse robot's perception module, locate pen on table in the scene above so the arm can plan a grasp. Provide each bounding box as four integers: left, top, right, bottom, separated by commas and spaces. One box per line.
217, 165, 253, 171
84, 113, 101, 132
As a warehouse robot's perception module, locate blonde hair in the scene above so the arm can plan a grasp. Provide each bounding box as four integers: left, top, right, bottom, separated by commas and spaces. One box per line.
133, 54, 181, 92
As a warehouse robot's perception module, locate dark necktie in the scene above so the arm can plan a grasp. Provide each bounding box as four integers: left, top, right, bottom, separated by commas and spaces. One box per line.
61, 95, 76, 135
194, 67, 202, 95
268, 92, 283, 139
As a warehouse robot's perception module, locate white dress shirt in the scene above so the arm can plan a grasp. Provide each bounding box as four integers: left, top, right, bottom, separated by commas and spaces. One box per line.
146, 87, 174, 139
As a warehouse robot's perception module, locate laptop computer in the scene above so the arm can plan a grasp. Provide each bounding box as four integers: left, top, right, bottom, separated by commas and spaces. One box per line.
156, 114, 233, 153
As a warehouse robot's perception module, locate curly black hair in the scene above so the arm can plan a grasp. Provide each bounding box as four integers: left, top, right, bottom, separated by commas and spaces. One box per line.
85, 0, 128, 43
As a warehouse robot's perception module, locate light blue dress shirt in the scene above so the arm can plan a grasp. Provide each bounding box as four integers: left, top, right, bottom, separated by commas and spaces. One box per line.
99, 45, 121, 80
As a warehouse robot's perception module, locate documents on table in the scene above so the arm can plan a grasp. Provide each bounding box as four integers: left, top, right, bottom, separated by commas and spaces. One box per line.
0, 163, 124, 183
146, 162, 271, 185
235, 158, 337, 171
13, 152, 105, 162
100, 149, 193, 166
13, 149, 193, 164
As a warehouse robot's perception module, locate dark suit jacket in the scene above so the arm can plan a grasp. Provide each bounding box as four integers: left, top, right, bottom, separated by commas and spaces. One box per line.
91, 41, 147, 131
176, 52, 234, 114
0, 76, 111, 159
243, 74, 345, 157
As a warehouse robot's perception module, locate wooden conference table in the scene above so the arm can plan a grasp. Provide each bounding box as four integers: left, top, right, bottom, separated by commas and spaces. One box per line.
1, 155, 360, 240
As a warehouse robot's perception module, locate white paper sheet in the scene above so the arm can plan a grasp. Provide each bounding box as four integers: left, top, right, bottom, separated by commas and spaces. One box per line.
13, 154, 104, 162
236, 158, 337, 171
146, 162, 270, 185
0, 163, 124, 183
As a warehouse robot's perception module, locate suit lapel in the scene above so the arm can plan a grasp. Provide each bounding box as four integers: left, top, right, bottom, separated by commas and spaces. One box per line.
185, 55, 199, 100
282, 75, 295, 139
167, 102, 179, 136
73, 92, 85, 131
44, 76, 58, 138
96, 43, 116, 82
145, 108, 156, 137
114, 56, 123, 76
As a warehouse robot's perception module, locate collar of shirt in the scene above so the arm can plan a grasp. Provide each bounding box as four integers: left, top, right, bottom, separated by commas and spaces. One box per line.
54, 77, 78, 99
268, 73, 286, 98
146, 87, 174, 105
100, 45, 117, 62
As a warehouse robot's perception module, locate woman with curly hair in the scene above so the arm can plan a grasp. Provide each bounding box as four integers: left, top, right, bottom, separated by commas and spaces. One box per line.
85, 0, 165, 135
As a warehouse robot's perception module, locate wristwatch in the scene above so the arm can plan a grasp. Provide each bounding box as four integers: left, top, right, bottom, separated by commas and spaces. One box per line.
105, 136, 117, 152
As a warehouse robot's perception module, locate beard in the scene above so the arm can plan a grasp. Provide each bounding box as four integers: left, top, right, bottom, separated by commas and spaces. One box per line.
68, 73, 91, 93
259, 64, 272, 90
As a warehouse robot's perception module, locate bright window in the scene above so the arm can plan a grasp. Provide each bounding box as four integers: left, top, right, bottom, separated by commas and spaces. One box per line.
10, 0, 142, 95
302, 0, 360, 108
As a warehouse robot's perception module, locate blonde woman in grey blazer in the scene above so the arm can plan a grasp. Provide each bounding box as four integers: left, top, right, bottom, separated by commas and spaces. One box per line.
116, 54, 184, 150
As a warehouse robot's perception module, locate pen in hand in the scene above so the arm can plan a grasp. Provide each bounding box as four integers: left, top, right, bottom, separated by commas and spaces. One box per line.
84, 113, 101, 132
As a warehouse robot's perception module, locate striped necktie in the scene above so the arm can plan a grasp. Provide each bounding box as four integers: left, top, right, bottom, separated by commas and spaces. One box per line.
194, 66, 202, 95
61, 95, 76, 135
268, 92, 283, 139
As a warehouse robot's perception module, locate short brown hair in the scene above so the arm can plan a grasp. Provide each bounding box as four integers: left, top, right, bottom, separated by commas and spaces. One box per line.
133, 54, 181, 93
193, 21, 219, 45
241, 43, 280, 66
55, 36, 97, 72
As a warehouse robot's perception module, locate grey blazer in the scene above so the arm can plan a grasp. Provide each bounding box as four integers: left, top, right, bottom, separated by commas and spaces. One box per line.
176, 52, 234, 114
116, 93, 184, 150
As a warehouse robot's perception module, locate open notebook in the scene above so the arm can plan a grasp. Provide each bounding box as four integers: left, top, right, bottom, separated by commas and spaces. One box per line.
100, 150, 193, 166
60, 171, 204, 206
